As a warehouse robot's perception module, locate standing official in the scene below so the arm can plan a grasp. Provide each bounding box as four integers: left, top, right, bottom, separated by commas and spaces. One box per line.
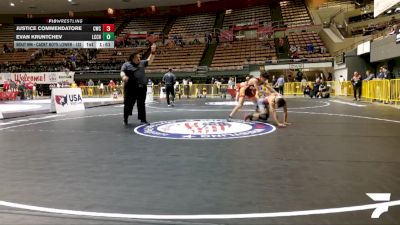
162, 68, 176, 107
121, 43, 156, 125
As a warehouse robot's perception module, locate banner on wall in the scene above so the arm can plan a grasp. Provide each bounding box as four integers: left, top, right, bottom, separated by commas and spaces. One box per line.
50, 88, 85, 114
0, 72, 74, 84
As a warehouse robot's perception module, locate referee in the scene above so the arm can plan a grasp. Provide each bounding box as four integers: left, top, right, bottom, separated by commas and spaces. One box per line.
121, 43, 156, 125
162, 68, 176, 107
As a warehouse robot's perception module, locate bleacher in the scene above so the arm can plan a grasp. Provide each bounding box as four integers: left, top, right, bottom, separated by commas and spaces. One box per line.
210, 38, 276, 70
0, 24, 14, 45
318, 0, 354, 9
169, 13, 215, 38
287, 31, 330, 59
122, 17, 166, 35
280, 0, 312, 27
223, 5, 271, 28
96, 47, 147, 63
146, 44, 206, 72
0, 49, 36, 65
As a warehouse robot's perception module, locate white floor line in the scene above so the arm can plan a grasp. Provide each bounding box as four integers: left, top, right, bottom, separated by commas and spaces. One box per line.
0, 199, 399, 220
146, 101, 330, 112
330, 100, 366, 107
289, 111, 400, 124
0, 115, 63, 126
0, 110, 171, 131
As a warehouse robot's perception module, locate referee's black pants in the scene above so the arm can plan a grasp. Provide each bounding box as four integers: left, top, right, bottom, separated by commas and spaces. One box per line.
124, 84, 147, 122
136, 84, 147, 122
166, 85, 175, 105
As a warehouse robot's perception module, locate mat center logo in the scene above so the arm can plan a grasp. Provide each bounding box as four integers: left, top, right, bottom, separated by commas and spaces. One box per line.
134, 119, 276, 139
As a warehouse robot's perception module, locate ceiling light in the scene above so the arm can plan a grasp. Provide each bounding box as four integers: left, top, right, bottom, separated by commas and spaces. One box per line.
10, 2, 15, 6
107, 8, 114, 15
68, 0, 72, 2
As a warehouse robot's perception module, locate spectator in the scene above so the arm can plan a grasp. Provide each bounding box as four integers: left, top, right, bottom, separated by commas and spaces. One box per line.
182, 78, 189, 98
303, 84, 312, 97
295, 71, 303, 82
276, 75, 285, 95
310, 78, 322, 98
317, 83, 330, 98
383, 66, 394, 79
377, 67, 385, 79
3, 79, 10, 92
87, 79, 94, 96
17, 81, 25, 100
228, 77, 235, 89
351, 71, 362, 101
26, 81, 34, 100
306, 43, 314, 54
271, 75, 278, 92
174, 80, 181, 99
327, 73, 333, 81
364, 70, 375, 81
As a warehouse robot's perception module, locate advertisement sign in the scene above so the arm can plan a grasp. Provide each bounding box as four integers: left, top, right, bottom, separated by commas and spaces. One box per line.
50, 88, 85, 113
0, 72, 74, 84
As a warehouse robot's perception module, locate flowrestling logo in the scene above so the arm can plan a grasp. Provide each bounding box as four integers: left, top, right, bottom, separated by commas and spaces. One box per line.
134, 119, 276, 139
54, 94, 82, 107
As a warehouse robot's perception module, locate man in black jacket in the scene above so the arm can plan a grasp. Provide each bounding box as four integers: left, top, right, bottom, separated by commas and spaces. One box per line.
121, 44, 156, 125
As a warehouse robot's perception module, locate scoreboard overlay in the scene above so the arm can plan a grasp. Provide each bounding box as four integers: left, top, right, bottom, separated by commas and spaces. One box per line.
14, 18, 115, 49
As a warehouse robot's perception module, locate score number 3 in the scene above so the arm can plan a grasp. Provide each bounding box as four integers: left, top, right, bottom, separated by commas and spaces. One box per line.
102, 24, 115, 32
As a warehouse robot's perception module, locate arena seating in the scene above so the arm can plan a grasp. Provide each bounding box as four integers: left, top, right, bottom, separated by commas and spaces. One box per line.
39, 51, 69, 65
169, 13, 215, 38
280, 0, 312, 27
223, 5, 272, 28
0, 24, 14, 45
287, 31, 330, 59
0, 48, 36, 65
122, 17, 167, 35
210, 38, 276, 70
146, 43, 206, 72
318, 0, 354, 9
96, 47, 147, 63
